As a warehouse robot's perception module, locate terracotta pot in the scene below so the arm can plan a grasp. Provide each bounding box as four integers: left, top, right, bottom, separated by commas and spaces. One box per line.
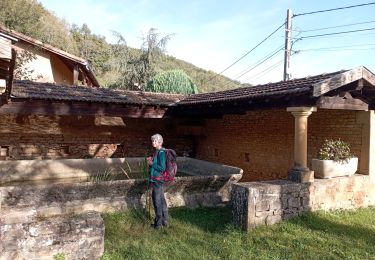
311, 157, 358, 179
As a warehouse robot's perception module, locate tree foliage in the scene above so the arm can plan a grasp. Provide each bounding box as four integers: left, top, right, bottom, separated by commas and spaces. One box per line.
71, 24, 111, 76
0, 0, 77, 54
0, 0, 242, 92
146, 69, 198, 94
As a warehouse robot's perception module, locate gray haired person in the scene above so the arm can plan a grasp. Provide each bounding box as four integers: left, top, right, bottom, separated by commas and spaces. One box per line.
147, 134, 169, 229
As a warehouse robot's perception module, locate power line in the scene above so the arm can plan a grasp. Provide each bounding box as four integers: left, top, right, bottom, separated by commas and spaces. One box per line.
245, 59, 284, 82
292, 31, 375, 40
294, 20, 375, 33
293, 2, 375, 17
297, 43, 375, 51
299, 27, 375, 39
298, 47, 375, 52
203, 21, 286, 84
233, 44, 284, 80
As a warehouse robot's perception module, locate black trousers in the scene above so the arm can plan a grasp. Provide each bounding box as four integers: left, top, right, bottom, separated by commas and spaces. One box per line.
151, 184, 168, 227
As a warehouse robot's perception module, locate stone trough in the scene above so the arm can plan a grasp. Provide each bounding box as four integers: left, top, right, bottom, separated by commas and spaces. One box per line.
0, 157, 243, 216
0, 157, 242, 259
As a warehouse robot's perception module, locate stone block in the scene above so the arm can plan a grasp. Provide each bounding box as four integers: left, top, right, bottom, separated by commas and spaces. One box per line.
288, 197, 301, 208
0, 208, 37, 224
271, 200, 282, 210
255, 200, 270, 212
265, 215, 282, 225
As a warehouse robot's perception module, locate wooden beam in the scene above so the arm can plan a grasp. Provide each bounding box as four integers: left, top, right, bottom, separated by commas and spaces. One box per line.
313, 66, 375, 97
362, 66, 375, 86
0, 58, 10, 70
5, 49, 16, 101
73, 64, 79, 85
0, 100, 169, 118
316, 96, 368, 110
0, 68, 8, 78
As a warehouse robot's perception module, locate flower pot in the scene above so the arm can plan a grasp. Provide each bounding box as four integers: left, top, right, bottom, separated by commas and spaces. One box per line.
311, 157, 358, 179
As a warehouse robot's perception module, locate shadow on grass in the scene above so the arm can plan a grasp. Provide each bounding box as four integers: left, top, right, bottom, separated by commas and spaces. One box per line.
169, 206, 232, 233
291, 211, 375, 246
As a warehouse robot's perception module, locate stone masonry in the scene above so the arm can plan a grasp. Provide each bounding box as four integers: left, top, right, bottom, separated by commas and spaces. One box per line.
232, 175, 375, 230
0, 211, 104, 260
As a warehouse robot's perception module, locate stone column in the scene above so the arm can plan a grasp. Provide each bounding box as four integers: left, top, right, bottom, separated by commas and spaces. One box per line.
287, 107, 317, 183
357, 110, 375, 182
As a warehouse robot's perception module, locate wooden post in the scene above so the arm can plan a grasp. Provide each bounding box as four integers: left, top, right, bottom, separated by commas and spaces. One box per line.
73, 64, 79, 86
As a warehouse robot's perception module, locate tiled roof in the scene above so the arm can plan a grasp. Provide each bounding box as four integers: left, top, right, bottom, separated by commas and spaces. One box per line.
0, 25, 87, 64
9, 69, 353, 107
0, 25, 100, 87
178, 70, 347, 105
11, 81, 184, 106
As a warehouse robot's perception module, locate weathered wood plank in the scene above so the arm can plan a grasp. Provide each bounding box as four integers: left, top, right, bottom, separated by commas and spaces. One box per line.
5, 49, 16, 99
362, 67, 375, 86
316, 96, 368, 110
73, 64, 79, 85
313, 67, 363, 97
0, 37, 11, 59
0, 100, 168, 118
313, 67, 375, 97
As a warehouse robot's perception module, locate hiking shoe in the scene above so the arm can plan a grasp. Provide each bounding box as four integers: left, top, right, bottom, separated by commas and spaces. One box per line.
162, 222, 169, 228
150, 223, 162, 230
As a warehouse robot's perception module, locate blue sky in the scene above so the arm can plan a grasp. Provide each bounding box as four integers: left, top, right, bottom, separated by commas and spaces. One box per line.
38, 0, 375, 85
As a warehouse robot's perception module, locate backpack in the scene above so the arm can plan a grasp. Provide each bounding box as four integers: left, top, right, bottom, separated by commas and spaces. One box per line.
155, 148, 177, 183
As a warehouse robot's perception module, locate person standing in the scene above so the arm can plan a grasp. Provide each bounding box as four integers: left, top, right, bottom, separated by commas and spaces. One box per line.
147, 134, 169, 230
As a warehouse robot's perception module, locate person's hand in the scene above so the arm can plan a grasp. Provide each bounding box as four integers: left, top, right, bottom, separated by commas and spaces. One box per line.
147, 157, 152, 165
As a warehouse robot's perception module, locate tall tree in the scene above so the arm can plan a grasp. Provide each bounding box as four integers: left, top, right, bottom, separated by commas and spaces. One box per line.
71, 24, 112, 77
108, 28, 173, 90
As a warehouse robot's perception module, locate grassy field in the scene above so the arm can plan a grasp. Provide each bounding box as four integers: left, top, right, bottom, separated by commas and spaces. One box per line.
101, 206, 375, 260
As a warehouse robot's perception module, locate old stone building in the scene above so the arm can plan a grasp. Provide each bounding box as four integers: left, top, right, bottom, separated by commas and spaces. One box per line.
1, 66, 375, 183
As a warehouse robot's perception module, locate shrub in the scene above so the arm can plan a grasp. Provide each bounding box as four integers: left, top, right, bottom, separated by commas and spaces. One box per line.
317, 139, 353, 163
146, 69, 198, 94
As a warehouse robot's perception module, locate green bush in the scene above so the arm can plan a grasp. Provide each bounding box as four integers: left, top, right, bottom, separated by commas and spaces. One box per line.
146, 69, 198, 94
317, 139, 353, 163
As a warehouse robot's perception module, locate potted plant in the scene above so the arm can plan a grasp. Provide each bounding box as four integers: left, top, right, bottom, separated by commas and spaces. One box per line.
311, 139, 358, 179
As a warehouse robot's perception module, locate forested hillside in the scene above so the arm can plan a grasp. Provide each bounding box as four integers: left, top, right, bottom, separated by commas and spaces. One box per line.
0, 0, 242, 92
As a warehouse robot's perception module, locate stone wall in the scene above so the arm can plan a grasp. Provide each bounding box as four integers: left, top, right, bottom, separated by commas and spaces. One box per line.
0, 211, 104, 260
0, 115, 194, 159
231, 175, 375, 230
196, 109, 365, 181
0, 175, 242, 221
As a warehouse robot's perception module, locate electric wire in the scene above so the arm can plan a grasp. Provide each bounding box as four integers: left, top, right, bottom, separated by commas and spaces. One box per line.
294, 20, 375, 33
232, 44, 284, 80
297, 43, 375, 51
293, 2, 375, 17
291, 31, 375, 40
203, 21, 286, 84
231, 43, 284, 78
298, 47, 375, 52
299, 27, 375, 39
245, 59, 284, 82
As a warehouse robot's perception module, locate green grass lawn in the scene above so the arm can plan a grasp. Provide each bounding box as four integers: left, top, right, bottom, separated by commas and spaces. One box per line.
101, 206, 375, 260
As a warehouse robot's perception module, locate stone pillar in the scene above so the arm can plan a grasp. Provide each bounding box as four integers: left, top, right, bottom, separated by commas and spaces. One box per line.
287, 107, 317, 183
357, 110, 375, 182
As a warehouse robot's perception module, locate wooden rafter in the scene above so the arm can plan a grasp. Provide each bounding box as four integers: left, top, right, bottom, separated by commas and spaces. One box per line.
313, 66, 375, 97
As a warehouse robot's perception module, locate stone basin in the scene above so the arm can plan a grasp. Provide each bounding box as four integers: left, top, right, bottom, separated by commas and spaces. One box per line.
0, 157, 243, 221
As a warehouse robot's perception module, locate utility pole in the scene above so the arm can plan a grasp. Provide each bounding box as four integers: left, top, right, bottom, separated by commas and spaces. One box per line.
283, 9, 292, 81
